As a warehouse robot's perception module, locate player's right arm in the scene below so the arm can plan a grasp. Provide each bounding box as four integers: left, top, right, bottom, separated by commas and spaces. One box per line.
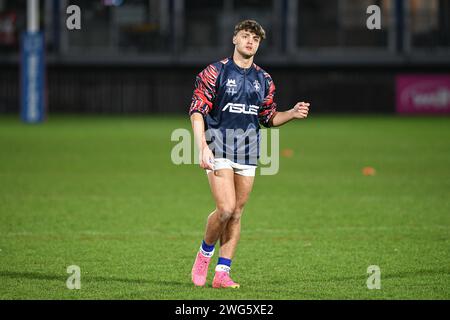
189, 64, 220, 170
190, 113, 214, 170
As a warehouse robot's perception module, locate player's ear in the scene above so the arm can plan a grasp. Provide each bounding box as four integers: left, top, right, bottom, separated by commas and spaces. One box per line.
232, 35, 237, 45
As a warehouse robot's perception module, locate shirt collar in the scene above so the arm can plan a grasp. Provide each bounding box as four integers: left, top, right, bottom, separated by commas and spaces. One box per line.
230, 56, 254, 74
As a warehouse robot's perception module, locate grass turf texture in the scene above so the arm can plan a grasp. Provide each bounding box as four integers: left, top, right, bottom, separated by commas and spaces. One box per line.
0, 115, 449, 300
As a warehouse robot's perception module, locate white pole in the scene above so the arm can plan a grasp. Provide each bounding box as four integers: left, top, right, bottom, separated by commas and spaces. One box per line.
27, 0, 40, 33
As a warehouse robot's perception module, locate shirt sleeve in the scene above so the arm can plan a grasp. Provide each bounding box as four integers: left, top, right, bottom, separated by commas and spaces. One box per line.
258, 72, 277, 128
189, 64, 219, 117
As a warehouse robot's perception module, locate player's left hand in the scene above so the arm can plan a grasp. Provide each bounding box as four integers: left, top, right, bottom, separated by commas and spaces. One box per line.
291, 102, 310, 119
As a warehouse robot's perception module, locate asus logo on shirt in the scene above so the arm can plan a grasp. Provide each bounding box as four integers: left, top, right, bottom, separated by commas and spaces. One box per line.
222, 103, 259, 115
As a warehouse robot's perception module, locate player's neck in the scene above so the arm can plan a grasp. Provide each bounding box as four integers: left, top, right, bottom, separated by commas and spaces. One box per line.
233, 51, 254, 69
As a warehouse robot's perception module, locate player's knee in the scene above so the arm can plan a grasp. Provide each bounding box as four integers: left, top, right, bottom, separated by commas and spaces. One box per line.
216, 204, 235, 222
218, 210, 233, 222
231, 206, 244, 222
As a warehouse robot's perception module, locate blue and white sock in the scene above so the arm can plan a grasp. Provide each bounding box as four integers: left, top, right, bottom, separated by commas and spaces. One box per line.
215, 257, 232, 273
199, 240, 215, 258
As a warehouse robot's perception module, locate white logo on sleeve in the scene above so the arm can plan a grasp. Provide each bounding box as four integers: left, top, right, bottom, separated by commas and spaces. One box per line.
222, 103, 258, 115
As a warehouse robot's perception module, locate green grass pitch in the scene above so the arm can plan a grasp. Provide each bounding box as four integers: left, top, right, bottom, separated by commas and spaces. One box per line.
0, 115, 449, 299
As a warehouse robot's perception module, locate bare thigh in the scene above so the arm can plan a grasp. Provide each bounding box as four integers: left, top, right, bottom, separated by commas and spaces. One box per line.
207, 169, 236, 211
233, 174, 255, 212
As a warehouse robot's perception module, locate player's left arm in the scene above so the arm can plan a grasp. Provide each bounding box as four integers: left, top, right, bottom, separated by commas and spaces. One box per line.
258, 72, 310, 128
269, 101, 310, 127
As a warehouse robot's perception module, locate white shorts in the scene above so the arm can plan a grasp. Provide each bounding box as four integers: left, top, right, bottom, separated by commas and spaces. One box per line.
205, 158, 257, 177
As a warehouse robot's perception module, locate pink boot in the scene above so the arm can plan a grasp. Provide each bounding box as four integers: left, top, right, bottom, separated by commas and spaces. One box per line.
212, 271, 240, 289
191, 252, 211, 286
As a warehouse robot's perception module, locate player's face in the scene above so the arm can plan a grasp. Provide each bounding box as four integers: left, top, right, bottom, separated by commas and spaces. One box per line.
233, 30, 261, 58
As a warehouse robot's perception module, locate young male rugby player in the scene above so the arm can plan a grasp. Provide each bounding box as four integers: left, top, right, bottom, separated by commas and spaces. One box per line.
189, 20, 310, 288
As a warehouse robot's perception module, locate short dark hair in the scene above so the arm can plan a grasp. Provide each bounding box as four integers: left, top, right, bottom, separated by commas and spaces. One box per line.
233, 20, 266, 40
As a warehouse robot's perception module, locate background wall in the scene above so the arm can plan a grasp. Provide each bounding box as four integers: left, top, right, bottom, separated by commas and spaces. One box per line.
1, 64, 449, 114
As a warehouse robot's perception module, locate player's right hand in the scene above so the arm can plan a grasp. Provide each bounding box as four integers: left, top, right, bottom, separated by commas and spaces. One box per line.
199, 146, 215, 170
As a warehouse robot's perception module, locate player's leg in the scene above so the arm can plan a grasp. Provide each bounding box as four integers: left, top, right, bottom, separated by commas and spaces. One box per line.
204, 169, 237, 245
219, 173, 254, 259
213, 172, 255, 289
191, 168, 236, 286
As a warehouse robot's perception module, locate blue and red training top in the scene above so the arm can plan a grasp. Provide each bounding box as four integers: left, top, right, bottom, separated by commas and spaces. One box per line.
189, 57, 277, 165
